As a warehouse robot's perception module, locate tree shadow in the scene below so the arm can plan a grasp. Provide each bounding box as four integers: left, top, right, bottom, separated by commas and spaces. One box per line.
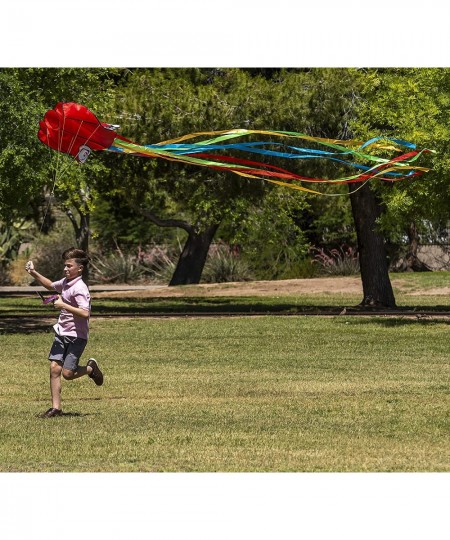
61, 411, 93, 418
2, 305, 450, 335
343, 316, 450, 327
0, 317, 53, 335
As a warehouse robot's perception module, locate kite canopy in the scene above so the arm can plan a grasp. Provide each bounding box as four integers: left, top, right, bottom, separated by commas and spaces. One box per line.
38, 102, 126, 161
38, 102, 434, 194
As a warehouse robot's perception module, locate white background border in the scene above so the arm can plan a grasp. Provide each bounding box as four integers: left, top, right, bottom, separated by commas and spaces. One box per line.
1, 1, 449, 538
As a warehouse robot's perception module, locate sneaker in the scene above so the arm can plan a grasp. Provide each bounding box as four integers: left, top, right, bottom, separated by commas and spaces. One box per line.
87, 358, 104, 386
39, 407, 63, 418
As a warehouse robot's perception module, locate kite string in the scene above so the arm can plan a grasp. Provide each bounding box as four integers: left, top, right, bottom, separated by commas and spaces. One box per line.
55, 121, 101, 179
39, 113, 67, 233
40, 118, 103, 232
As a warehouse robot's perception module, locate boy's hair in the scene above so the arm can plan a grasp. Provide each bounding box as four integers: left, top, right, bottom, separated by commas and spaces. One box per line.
62, 247, 90, 267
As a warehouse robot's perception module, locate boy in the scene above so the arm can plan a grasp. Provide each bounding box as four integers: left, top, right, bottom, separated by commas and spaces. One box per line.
25, 247, 103, 418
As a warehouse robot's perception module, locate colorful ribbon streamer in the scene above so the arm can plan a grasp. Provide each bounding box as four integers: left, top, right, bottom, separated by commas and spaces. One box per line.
38, 103, 434, 195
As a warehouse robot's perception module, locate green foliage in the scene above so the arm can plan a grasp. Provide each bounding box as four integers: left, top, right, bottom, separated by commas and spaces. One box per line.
108, 68, 365, 242
351, 68, 450, 242
90, 195, 171, 251
4, 67, 450, 282
24, 222, 75, 283
0, 219, 35, 284
270, 69, 361, 248
0, 68, 116, 226
228, 189, 312, 280
0, 69, 45, 219
0, 219, 34, 263
109, 69, 275, 226
312, 245, 360, 276
202, 243, 253, 283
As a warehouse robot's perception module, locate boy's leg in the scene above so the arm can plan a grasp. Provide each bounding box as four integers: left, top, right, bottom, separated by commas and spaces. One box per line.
62, 365, 89, 380
61, 339, 103, 385
60, 337, 88, 381
50, 360, 63, 410
62, 361, 103, 386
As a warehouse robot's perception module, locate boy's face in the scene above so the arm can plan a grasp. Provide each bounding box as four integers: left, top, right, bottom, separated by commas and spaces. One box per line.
64, 258, 83, 281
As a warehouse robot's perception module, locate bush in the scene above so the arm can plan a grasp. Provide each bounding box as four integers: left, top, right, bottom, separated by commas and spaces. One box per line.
312, 245, 360, 276
141, 245, 178, 284
0, 219, 35, 284
8, 253, 31, 286
90, 249, 147, 284
89, 244, 179, 284
202, 243, 253, 283
276, 257, 317, 279
10, 223, 75, 285
0, 265, 10, 285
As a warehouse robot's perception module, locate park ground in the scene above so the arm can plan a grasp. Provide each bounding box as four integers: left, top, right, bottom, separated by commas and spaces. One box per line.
0, 273, 449, 472
91, 274, 450, 299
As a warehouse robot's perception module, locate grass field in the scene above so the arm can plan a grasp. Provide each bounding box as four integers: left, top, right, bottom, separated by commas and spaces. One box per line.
0, 310, 448, 471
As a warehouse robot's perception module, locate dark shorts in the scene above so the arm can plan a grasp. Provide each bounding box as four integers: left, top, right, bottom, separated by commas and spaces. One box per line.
48, 334, 87, 371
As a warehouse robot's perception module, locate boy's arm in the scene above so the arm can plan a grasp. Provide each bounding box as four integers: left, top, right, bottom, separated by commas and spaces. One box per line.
53, 297, 90, 319
25, 261, 55, 291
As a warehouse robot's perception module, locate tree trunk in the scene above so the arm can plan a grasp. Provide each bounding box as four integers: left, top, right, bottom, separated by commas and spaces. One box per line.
349, 183, 396, 307
65, 205, 90, 283
397, 222, 432, 272
169, 224, 219, 286
137, 206, 220, 286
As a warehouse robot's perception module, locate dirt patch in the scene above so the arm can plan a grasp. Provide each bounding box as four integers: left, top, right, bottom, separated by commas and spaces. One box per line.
92, 277, 366, 299
407, 286, 450, 296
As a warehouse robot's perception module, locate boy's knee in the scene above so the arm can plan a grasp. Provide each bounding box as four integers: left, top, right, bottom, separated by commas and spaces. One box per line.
50, 362, 62, 377
62, 368, 75, 380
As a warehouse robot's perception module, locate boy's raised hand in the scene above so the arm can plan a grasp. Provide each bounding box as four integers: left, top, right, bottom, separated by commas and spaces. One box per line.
25, 260, 35, 274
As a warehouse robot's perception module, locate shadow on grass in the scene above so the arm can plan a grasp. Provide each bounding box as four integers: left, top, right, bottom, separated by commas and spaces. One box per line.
0, 317, 53, 335
93, 296, 304, 315
344, 316, 450, 327
92, 297, 450, 319
35, 411, 93, 419
2, 297, 450, 335
61, 411, 92, 418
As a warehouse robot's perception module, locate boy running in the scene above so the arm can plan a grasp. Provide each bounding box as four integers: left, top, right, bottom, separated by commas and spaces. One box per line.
25, 247, 103, 418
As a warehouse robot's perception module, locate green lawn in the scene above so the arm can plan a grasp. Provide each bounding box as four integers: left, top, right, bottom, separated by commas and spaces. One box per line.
0, 315, 448, 472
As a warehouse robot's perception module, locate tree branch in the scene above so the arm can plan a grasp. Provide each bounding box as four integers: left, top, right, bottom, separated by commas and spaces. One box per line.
135, 205, 194, 235
63, 205, 80, 238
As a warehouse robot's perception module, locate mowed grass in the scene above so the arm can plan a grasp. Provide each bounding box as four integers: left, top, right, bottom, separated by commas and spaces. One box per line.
0, 316, 448, 472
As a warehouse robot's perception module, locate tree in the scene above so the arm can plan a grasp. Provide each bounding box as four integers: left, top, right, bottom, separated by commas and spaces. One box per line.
284, 68, 449, 307
106, 68, 316, 285
348, 182, 396, 306
351, 68, 450, 274
0, 69, 46, 221
285, 68, 398, 306
0, 68, 116, 264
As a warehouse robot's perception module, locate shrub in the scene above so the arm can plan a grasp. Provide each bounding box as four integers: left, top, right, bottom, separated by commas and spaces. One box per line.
90, 249, 147, 284
312, 245, 360, 276
277, 257, 317, 279
202, 243, 253, 283
10, 223, 75, 285
89, 244, 179, 284
0, 219, 35, 284
141, 245, 178, 284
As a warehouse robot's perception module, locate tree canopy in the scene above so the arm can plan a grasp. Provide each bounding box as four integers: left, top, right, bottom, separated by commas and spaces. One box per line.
1, 67, 449, 288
